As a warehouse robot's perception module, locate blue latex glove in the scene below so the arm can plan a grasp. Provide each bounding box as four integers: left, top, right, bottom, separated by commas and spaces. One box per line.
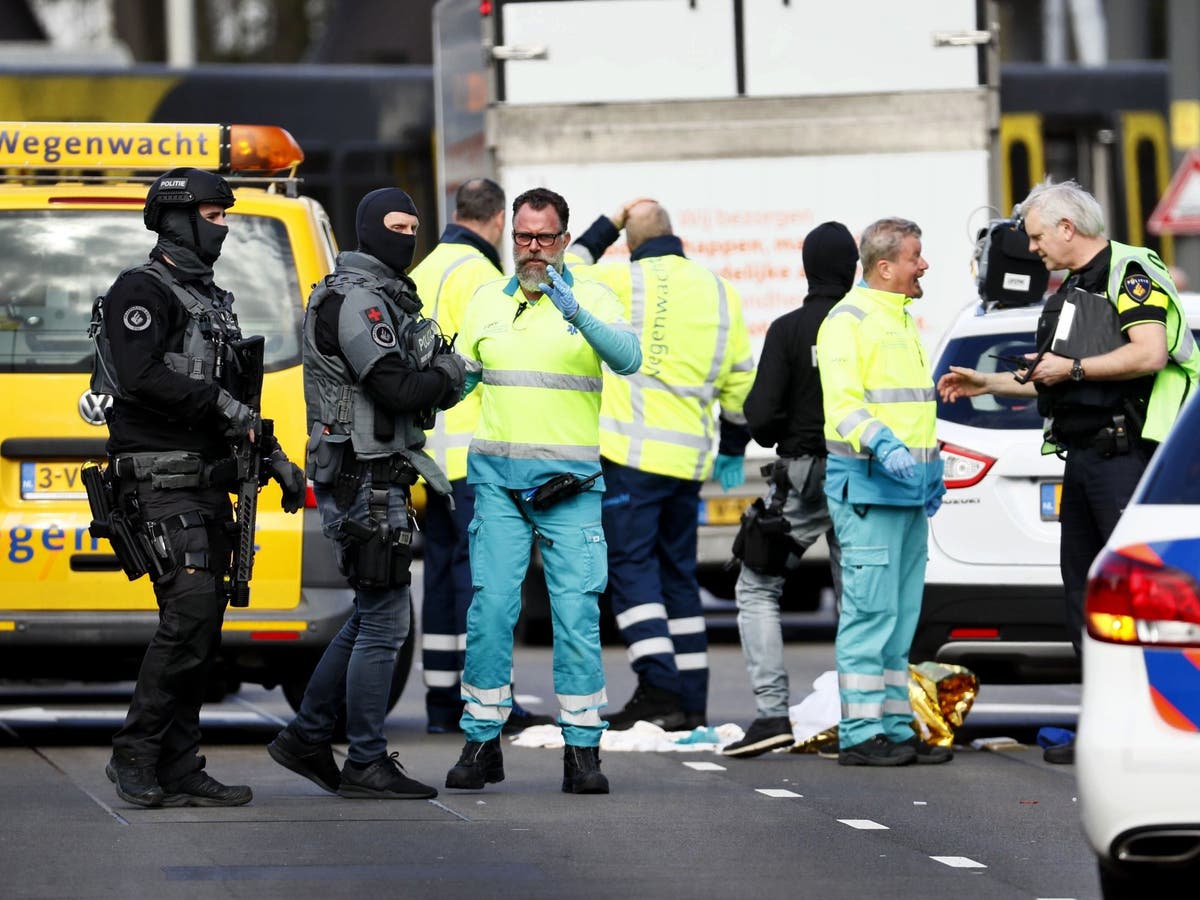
925, 494, 942, 518
538, 265, 579, 319
713, 454, 745, 492
880, 445, 916, 480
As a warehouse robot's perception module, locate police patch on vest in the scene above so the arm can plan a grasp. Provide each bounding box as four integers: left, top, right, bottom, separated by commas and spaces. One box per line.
1124, 273, 1153, 303
122, 306, 152, 331
371, 322, 397, 348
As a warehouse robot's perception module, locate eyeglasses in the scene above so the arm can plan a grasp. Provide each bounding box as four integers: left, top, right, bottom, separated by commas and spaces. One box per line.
512, 231, 563, 248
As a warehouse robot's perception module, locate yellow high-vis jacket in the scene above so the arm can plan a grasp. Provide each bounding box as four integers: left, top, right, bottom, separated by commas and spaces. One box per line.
816, 285, 944, 507
576, 249, 755, 481
409, 230, 503, 482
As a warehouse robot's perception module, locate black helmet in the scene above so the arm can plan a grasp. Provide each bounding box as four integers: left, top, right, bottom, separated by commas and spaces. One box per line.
144, 167, 234, 232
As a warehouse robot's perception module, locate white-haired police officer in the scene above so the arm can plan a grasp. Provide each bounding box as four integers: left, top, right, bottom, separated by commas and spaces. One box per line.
97, 167, 305, 808
267, 188, 465, 799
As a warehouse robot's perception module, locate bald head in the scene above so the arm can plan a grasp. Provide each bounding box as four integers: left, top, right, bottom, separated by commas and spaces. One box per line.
625, 200, 672, 252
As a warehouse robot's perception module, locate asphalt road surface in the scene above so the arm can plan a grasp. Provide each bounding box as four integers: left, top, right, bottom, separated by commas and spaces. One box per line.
0, 567, 1096, 900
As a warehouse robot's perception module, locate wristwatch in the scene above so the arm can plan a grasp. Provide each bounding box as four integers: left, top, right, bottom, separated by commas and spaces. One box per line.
1070, 358, 1085, 382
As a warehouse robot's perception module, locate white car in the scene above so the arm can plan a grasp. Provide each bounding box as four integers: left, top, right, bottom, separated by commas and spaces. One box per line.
913, 294, 1200, 681
1076, 388, 1200, 897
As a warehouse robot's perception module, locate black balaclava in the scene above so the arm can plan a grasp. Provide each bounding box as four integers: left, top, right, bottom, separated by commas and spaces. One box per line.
356, 187, 419, 274
802, 221, 859, 298
158, 206, 228, 267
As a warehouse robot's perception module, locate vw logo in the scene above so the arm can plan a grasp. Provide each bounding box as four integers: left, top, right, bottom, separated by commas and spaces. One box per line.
79, 390, 112, 426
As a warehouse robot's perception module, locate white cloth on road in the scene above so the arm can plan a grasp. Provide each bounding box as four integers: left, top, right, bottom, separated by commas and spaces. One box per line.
510, 721, 745, 752
788, 669, 840, 743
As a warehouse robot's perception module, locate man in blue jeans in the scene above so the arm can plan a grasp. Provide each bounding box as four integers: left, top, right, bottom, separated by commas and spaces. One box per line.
723, 222, 856, 758
267, 187, 465, 798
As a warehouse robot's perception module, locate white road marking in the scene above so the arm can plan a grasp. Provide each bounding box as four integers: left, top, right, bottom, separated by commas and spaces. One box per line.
756, 788, 802, 798
972, 702, 1079, 715
931, 856, 987, 868
838, 819, 889, 830
683, 761, 726, 771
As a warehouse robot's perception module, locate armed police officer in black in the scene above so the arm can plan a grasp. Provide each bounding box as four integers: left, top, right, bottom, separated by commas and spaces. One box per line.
268, 188, 465, 800
96, 167, 306, 808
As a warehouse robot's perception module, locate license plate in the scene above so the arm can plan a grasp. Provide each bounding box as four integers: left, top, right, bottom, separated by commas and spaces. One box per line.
20, 461, 87, 500
1039, 481, 1062, 521
701, 495, 752, 526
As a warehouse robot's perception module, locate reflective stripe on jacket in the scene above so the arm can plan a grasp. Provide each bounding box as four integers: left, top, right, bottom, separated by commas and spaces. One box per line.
576, 254, 755, 481
816, 285, 943, 507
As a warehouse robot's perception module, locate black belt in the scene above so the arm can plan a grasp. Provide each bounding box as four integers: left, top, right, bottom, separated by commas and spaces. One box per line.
363, 455, 418, 486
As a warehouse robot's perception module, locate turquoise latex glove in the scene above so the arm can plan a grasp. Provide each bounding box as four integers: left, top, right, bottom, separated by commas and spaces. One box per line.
881, 446, 916, 479
538, 265, 580, 319
925, 494, 942, 517
713, 454, 745, 492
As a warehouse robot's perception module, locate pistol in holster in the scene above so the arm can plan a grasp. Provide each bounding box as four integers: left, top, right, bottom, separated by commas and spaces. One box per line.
82, 461, 170, 582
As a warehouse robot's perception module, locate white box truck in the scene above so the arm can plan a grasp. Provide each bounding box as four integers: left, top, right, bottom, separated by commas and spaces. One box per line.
433, 0, 994, 623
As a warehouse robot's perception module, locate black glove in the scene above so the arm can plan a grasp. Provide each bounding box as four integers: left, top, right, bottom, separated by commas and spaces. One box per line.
431, 351, 467, 410
267, 449, 306, 514
216, 388, 261, 440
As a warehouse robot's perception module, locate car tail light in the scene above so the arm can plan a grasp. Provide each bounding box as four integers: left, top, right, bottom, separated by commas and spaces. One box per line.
1086, 546, 1200, 647
939, 442, 995, 489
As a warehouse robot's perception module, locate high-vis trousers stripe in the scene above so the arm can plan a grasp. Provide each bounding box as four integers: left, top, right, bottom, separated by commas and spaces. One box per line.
829, 499, 927, 749
601, 460, 708, 713
460, 483, 608, 748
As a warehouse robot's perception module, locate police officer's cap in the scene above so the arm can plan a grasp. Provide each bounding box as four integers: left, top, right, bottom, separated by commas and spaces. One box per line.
144, 167, 235, 232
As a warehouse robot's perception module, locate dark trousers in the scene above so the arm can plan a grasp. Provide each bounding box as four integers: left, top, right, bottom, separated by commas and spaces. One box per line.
112, 483, 232, 785
420, 478, 475, 725
1059, 441, 1154, 656
601, 459, 707, 713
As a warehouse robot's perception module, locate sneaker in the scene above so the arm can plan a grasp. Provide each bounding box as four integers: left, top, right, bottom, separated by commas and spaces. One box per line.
337, 753, 438, 799
892, 735, 953, 765
445, 737, 505, 790
1043, 740, 1075, 765
602, 683, 685, 731
838, 734, 918, 767
502, 702, 556, 735
722, 716, 794, 758
105, 756, 164, 808
160, 770, 253, 807
267, 727, 341, 793
562, 744, 610, 794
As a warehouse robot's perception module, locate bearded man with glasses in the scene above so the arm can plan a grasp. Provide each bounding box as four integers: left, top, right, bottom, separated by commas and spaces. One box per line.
444, 187, 641, 795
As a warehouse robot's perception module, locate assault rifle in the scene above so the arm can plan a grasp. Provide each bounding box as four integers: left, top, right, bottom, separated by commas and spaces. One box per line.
225, 335, 266, 608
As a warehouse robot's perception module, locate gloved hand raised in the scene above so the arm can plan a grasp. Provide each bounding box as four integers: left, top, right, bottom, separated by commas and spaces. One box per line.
216, 388, 261, 440
925, 494, 942, 518
431, 351, 467, 408
538, 265, 580, 320
713, 453, 745, 492
267, 448, 306, 514
880, 445, 917, 480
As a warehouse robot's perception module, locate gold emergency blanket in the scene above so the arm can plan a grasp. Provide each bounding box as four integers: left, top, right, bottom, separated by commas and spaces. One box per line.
791, 662, 978, 753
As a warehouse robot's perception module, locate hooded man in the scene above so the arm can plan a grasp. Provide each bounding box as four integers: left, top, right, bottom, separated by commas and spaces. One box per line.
723, 221, 858, 758
267, 187, 465, 800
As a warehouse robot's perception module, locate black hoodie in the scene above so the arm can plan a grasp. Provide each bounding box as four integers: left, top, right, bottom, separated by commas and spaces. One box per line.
743, 221, 858, 457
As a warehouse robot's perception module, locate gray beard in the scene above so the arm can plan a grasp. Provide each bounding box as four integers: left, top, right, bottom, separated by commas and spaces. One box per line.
516, 266, 545, 294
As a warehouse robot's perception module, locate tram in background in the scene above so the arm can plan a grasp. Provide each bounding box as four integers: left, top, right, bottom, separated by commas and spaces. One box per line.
1000, 61, 1174, 265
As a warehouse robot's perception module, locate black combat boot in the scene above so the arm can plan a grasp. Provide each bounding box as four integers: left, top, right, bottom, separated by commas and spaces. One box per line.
562, 745, 610, 794
105, 755, 164, 808
445, 737, 505, 790
602, 682, 685, 731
